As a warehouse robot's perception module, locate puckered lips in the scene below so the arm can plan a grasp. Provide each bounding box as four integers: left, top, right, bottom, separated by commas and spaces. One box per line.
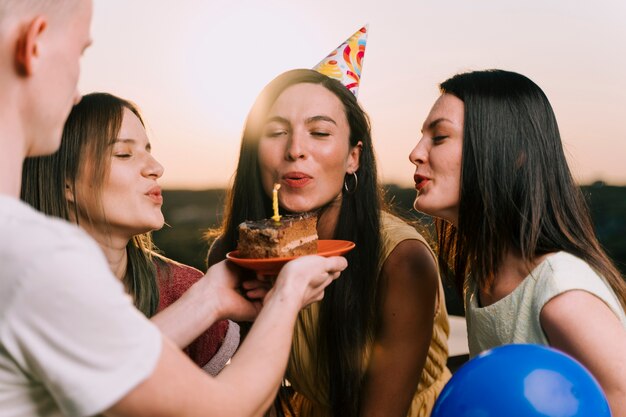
145, 185, 163, 204
282, 172, 312, 188
414, 174, 430, 191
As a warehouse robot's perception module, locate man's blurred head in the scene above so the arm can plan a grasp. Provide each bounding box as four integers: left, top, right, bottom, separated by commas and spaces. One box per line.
0, 0, 93, 156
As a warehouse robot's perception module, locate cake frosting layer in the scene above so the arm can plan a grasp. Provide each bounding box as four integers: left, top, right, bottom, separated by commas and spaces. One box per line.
237, 213, 318, 259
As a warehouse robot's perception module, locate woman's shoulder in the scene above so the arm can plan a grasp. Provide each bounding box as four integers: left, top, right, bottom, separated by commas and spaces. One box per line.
154, 255, 204, 288
533, 252, 624, 317
379, 224, 441, 322
380, 210, 430, 236
379, 211, 439, 282
383, 238, 437, 275
539, 252, 605, 287
157, 255, 203, 274
381, 211, 417, 235
380, 210, 434, 255
152, 255, 204, 310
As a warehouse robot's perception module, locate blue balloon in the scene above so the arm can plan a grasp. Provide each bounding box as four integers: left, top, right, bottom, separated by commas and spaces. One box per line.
432, 344, 610, 417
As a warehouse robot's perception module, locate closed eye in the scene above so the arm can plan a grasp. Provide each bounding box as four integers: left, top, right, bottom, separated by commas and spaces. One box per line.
311, 131, 330, 137
267, 130, 288, 138
432, 135, 448, 143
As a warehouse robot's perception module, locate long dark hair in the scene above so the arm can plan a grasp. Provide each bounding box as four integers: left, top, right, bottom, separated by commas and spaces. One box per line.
21, 92, 161, 317
435, 69, 626, 309
208, 69, 383, 416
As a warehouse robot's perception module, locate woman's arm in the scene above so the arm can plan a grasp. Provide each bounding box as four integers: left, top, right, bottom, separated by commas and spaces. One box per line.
105, 255, 347, 417
541, 290, 626, 416
359, 240, 439, 417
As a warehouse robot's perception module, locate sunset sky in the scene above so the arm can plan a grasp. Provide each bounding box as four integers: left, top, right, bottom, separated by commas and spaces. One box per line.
79, 0, 626, 189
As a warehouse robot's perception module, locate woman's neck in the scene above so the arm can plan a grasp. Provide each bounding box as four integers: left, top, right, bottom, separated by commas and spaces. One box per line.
479, 251, 551, 306
99, 241, 129, 281
316, 193, 343, 240
70, 211, 131, 281
83, 225, 129, 281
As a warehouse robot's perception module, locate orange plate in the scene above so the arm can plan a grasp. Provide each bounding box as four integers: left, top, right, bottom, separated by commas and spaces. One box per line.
226, 239, 355, 275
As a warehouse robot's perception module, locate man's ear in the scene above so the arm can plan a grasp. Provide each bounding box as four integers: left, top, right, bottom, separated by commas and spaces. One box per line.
347, 141, 363, 173
14, 16, 47, 76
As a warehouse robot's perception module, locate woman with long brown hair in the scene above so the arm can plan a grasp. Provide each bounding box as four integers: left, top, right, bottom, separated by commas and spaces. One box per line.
209, 69, 451, 417
410, 69, 626, 415
22, 92, 238, 374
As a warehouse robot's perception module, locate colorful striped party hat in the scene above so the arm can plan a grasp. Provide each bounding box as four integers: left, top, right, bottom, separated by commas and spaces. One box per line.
313, 25, 368, 96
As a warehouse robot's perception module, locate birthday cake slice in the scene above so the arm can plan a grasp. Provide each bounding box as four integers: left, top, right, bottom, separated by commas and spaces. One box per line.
237, 213, 318, 259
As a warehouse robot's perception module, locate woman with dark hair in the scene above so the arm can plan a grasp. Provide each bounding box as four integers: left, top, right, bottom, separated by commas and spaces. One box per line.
410, 69, 626, 414
208, 69, 450, 417
21, 92, 240, 375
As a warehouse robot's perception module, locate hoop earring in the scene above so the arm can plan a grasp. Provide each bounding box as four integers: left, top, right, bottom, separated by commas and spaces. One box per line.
344, 172, 358, 194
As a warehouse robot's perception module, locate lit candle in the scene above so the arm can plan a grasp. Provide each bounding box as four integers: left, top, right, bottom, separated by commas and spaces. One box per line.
271, 183, 281, 222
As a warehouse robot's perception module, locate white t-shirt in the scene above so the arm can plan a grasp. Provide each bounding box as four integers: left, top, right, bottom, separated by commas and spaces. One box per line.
465, 251, 626, 357
0, 195, 161, 417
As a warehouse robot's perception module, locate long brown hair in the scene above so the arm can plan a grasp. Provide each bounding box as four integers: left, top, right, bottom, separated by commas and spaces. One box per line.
21, 92, 161, 317
208, 69, 383, 416
435, 69, 626, 310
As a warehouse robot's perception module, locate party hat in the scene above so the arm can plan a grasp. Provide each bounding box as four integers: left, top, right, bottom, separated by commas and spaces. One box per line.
313, 25, 368, 96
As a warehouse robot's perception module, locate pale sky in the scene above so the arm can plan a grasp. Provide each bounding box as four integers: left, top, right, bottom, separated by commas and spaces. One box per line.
79, 0, 626, 189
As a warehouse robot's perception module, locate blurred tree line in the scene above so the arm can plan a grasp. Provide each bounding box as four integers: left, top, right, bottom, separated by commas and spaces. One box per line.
153, 183, 626, 315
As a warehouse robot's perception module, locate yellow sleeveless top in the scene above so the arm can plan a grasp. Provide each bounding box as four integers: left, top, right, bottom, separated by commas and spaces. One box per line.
284, 212, 451, 417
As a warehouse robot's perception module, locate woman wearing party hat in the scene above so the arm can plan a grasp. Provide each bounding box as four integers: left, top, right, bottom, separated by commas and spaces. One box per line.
208, 27, 451, 417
